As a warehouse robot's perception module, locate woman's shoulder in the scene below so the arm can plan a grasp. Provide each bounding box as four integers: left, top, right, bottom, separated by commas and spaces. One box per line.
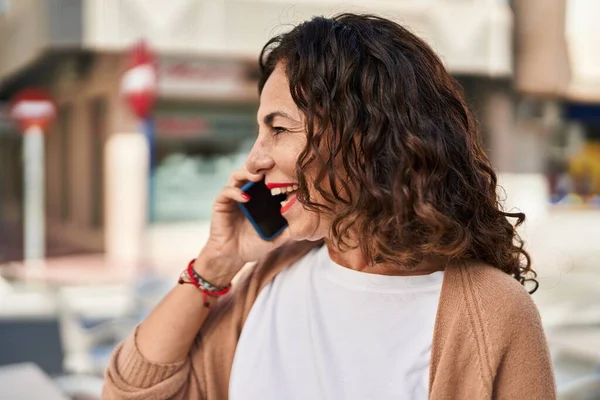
445, 261, 542, 333
460, 261, 536, 304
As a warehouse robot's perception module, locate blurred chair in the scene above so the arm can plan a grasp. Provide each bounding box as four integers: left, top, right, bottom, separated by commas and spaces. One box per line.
56, 283, 137, 375
52, 282, 138, 399
55, 272, 172, 375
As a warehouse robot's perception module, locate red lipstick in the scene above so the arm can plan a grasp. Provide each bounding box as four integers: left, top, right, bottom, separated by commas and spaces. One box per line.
266, 182, 298, 190
280, 194, 298, 214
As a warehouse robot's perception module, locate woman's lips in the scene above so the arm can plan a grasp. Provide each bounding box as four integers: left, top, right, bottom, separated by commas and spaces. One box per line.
266, 182, 298, 190
280, 193, 298, 214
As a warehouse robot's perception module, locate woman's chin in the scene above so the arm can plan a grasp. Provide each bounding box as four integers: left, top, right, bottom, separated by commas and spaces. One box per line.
285, 221, 328, 242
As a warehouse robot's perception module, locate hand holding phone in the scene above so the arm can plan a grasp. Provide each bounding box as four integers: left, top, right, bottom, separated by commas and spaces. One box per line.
197, 168, 291, 285
237, 179, 288, 241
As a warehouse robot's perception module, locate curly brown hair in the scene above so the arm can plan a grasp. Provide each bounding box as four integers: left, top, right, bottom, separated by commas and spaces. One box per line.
258, 13, 537, 292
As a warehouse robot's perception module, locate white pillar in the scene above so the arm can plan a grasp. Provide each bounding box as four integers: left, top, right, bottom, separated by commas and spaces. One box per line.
22, 125, 45, 264
105, 132, 148, 266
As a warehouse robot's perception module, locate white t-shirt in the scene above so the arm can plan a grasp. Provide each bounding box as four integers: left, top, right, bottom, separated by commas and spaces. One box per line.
229, 245, 444, 400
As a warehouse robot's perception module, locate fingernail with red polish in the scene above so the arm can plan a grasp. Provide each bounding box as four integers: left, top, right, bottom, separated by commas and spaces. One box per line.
242, 193, 251, 200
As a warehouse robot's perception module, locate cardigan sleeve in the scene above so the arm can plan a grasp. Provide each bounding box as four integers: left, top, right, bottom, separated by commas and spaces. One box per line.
102, 326, 195, 400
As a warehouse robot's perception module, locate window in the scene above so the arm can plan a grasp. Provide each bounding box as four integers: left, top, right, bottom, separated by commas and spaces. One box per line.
152, 102, 258, 223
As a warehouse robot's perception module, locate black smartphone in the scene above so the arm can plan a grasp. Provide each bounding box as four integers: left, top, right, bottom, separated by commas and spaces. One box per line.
237, 179, 288, 241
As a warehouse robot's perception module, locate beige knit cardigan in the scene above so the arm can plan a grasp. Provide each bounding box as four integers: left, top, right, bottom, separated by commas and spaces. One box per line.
103, 240, 556, 399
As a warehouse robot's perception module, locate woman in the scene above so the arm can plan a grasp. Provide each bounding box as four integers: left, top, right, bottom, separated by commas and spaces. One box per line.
103, 14, 555, 400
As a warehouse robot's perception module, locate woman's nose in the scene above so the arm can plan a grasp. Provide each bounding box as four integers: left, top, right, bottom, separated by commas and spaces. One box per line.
246, 140, 275, 175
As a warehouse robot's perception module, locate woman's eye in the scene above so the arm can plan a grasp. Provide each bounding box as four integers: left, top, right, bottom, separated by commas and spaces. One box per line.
273, 127, 287, 135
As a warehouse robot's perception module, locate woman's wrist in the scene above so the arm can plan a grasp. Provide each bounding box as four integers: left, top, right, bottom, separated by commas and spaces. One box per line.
193, 250, 244, 288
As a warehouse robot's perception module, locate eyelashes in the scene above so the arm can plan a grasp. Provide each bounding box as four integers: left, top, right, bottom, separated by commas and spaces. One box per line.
255, 126, 291, 136
273, 127, 288, 135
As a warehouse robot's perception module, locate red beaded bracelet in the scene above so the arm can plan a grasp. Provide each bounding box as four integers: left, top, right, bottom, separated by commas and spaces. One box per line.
178, 259, 232, 308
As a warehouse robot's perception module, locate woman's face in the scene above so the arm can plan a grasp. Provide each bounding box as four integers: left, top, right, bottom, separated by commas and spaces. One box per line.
246, 63, 330, 241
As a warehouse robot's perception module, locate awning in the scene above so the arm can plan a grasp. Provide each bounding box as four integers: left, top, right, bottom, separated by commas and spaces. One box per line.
0, 1, 514, 83
82, 0, 512, 77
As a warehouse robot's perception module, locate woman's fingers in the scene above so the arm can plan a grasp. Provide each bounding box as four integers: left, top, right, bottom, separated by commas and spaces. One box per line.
214, 186, 251, 208
213, 166, 261, 212
228, 167, 263, 187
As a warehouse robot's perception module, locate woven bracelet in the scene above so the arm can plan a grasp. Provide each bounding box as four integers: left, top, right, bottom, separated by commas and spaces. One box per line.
178, 259, 232, 308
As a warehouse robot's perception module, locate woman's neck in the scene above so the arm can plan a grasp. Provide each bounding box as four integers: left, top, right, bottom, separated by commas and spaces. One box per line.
324, 240, 446, 276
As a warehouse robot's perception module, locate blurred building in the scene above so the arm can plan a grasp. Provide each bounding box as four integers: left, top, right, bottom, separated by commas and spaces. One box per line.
0, 0, 598, 268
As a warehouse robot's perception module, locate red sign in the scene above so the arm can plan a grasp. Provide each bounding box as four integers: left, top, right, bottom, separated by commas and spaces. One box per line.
155, 116, 208, 138
9, 88, 56, 132
121, 40, 158, 119
158, 57, 255, 99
